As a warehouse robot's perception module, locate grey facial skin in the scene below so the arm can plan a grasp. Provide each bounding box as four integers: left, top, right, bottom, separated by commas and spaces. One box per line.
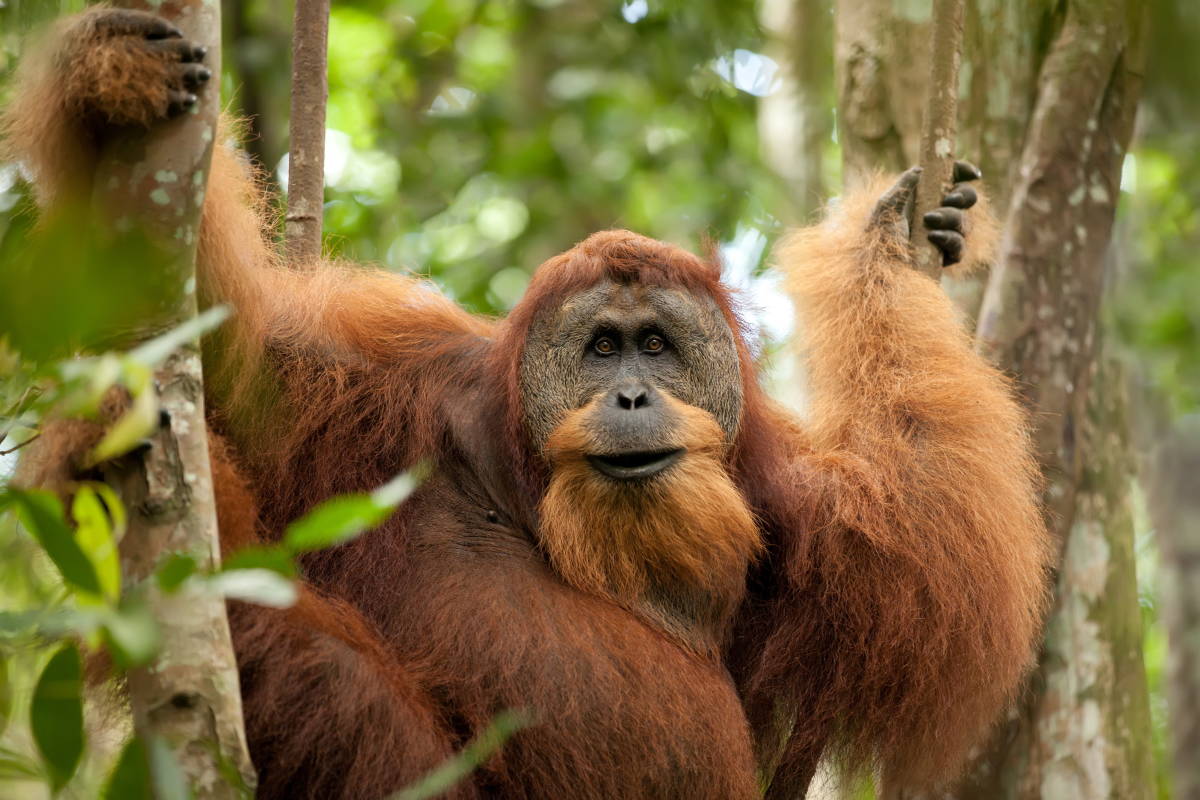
519, 279, 743, 459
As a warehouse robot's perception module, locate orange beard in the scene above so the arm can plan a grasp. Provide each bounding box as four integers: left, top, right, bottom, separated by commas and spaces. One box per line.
538, 393, 761, 651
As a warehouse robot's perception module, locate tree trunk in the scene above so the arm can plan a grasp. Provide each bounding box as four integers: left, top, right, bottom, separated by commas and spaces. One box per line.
960, 0, 1154, 796
831, 0, 1154, 796
91, 0, 257, 795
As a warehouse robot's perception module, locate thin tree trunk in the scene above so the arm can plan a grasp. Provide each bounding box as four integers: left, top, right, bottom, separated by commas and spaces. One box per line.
910, 0, 964, 278
284, 0, 330, 265
91, 0, 256, 795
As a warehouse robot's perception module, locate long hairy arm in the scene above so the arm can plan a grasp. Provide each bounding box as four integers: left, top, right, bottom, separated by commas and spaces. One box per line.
746, 172, 1051, 794
3, 8, 493, 517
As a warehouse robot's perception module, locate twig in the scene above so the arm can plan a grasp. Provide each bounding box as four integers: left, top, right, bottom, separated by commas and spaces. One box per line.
910, 0, 965, 279
283, 0, 330, 265
0, 432, 40, 456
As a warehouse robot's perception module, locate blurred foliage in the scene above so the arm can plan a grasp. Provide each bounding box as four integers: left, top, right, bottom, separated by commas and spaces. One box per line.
221, 0, 787, 313
1113, 0, 1200, 421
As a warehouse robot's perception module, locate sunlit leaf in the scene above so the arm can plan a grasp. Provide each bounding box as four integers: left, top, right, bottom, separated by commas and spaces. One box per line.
88, 373, 158, 465
220, 545, 296, 577
3, 489, 103, 596
0, 745, 45, 781
72, 485, 122, 603
282, 495, 391, 552
31, 645, 84, 792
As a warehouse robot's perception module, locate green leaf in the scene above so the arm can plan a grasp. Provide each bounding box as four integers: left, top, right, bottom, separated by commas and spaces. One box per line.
0, 745, 46, 781
104, 738, 151, 800
283, 469, 422, 553
89, 375, 158, 465
391, 709, 529, 800
4, 489, 103, 596
156, 553, 198, 592
31, 645, 84, 792
205, 569, 297, 608
72, 485, 122, 603
282, 494, 393, 552
220, 545, 296, 577
128, 305, 231, 367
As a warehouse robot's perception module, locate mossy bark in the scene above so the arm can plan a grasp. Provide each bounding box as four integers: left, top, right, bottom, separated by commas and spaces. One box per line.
92, 0, 257, 795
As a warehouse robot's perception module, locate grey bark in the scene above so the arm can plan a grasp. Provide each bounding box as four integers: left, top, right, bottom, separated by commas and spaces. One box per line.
960, 0, 1154, 796
91, 0, 256, 795
284, 0, 330, 265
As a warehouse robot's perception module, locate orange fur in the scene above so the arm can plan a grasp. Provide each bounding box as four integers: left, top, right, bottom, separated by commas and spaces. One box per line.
5, 10, 1051, 798
540, 392, 760, 652
1, 7, 181, 207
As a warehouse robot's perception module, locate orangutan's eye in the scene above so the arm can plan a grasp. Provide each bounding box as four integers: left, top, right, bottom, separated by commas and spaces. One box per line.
643, 335, 665, 354
593, 336, 617, 356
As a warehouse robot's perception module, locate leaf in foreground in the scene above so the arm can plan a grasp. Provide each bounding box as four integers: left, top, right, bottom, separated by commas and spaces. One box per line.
390, 709, 528, 800
31, 645, 84, 792
104, 738, 151, 800
3, 489, 103, 596
283, 469, 422, 553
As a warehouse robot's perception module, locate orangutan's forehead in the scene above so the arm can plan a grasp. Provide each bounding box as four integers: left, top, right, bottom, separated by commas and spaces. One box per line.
545, 280, 729, 339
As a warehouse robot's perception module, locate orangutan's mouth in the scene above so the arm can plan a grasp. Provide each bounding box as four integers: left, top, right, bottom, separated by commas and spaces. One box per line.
586, 448, 684, 480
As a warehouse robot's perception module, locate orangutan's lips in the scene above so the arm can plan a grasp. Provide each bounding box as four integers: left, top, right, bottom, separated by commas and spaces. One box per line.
586, 449, 684, 480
